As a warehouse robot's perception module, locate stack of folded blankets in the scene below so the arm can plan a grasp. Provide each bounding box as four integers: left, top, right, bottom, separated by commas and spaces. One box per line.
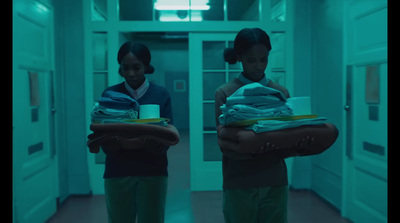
87, 90, 180, 153
219, 83, 327, 132
217, 83, 338, 157
91, 90, 139, 124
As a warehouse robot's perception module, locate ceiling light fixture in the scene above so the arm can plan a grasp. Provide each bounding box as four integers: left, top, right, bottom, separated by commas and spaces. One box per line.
154, 0, 210, 11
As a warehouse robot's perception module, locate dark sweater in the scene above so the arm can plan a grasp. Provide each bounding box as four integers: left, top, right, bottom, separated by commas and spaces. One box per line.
102, 82, 173, 178
215, 78, 288, 189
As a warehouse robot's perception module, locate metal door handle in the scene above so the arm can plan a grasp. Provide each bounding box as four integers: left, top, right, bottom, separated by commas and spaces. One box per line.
344, 105, 350, 111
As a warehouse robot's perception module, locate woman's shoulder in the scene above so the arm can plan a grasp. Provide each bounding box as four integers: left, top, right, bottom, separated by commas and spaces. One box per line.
267, 79, 290, 98
149, 81, 170, 95
216, 78, 243, 96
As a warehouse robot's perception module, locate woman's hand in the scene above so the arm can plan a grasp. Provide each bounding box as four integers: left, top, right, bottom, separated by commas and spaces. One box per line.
295, 136, 315, 155
254, 136, 315, 155
101, 136, 122, 154
253, 142, 279, 154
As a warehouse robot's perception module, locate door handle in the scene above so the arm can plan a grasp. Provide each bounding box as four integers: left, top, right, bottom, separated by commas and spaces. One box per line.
344, 105, 350, 111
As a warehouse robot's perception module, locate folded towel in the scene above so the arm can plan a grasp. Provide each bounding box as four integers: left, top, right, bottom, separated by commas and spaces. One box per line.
227, 82, 287, 104
91, 103, 139, 123
219, 83, 291, 126
247, 117, 327, 133
87, 123, 180, 153
98, 90, 140, 110
217, 123, 339, 158
226, 95, 286, 107
219, 104, 293, 126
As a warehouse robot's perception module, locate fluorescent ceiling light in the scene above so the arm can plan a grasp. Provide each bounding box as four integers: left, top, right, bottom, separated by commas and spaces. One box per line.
154, 0, 210, 11
158, 11, 203, 21
155, 5, 210, 10
160, 17, 203, 21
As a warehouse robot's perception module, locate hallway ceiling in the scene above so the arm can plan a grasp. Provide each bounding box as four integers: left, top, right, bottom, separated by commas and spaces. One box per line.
93, 0, 259, 21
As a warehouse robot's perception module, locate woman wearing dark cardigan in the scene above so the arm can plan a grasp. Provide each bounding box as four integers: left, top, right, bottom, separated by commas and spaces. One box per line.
101, 41, 173, 223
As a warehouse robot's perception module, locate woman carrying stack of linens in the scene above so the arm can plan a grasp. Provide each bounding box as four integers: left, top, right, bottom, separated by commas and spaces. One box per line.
215, 28, 339, 223
87, 41, 179, 223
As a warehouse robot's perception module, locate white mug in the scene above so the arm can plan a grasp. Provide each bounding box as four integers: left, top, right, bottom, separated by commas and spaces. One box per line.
139, 104, 160, 119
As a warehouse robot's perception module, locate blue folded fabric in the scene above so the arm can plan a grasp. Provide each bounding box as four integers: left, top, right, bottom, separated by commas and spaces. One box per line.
91, 103, 139, 123
226, 95, 286, 108
99, 90, 140, 111
219, 83, 292, 126
219, 104, 293, 126
92, 91, 140, 123
246, 117, 327, 133
226, 83, 287, 107
218, 81, 328, 134
221, 104, 290, 114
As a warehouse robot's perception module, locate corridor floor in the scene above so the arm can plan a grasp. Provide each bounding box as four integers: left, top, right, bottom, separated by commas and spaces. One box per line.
48, 131, 351, 223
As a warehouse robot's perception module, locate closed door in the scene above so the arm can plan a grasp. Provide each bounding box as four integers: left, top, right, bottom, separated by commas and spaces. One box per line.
343, 0, 387, 222
189, 33, 238, 191
13, 0, 58, 222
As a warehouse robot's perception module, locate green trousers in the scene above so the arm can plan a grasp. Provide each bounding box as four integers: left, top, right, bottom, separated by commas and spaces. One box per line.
223, 186, 288, 223
104, 176, 168, 223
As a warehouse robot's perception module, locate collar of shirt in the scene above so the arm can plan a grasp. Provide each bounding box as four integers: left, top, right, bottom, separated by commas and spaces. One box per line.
238, 72, 269, 86
124, 78, 150, 100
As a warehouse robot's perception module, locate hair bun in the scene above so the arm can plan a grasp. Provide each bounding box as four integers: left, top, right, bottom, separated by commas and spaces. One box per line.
224, 48, 238, 64
146, 64, 155, 74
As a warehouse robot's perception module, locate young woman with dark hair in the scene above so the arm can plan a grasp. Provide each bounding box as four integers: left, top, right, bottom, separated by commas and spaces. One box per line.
102, 41, 173, 223
215, 28, 290, 223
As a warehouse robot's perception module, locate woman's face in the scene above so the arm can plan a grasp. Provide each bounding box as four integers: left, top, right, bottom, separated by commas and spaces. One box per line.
119, 52, 146, 90
238, 43, 269, 82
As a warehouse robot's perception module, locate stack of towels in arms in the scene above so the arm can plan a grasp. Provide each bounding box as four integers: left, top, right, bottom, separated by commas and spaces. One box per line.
91, 91, 140, 124
218, 83, 338, 157
87, 90, 179, 154
218, 83, 327, 132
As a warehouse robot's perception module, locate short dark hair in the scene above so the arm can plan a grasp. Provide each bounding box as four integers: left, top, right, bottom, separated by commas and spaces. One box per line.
224, 28, 272, 64
117, 41, 155, 74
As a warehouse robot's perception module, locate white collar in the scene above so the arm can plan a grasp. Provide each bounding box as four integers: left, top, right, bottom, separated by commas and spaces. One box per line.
238, 72, 269, 86
124, 78, 150, 100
